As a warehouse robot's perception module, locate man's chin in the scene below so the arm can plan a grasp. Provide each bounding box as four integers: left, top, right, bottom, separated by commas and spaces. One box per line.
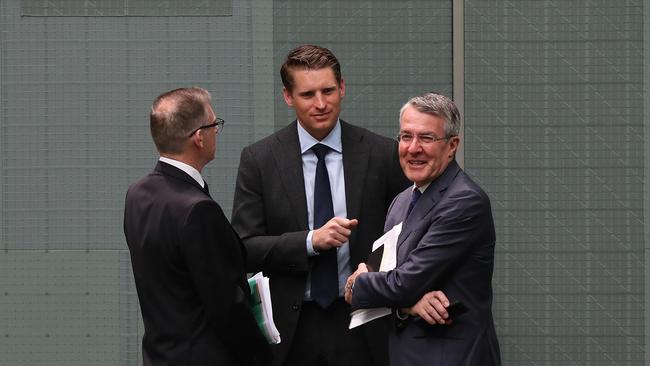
405, 172, 428, 186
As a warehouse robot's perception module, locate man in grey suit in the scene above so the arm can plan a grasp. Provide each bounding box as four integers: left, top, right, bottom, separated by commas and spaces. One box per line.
231, 45, 411, 366
345, 92, 501, 365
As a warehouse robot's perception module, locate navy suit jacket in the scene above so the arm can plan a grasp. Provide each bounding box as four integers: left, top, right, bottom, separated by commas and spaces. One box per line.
351, 160, 501, 366
232, 120, 410, 366
124, 162, 272, 366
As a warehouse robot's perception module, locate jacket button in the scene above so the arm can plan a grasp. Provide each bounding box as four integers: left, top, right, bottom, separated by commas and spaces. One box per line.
292, 302, 300, 311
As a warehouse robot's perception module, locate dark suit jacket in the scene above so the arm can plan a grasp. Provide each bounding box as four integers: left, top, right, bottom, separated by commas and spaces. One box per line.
231, 120, 410, 366
124, 161, 272, 366
351, 160, 501, 366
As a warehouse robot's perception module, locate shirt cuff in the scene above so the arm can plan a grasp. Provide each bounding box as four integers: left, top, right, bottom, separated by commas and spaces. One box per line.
395, 308, 410, 320
306, 230, 318, 256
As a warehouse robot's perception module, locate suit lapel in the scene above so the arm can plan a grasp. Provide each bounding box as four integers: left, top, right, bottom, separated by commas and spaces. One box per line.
396, 161, 462, 251
270, 122, 309, 230
341, 121, 369, 222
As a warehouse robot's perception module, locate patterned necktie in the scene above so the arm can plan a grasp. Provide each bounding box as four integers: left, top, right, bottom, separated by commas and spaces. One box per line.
310, 143, 338, 308
406, 188, 422, 217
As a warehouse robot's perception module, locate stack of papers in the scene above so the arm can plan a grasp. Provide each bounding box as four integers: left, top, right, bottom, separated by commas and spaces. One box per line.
248, 272, 281, 344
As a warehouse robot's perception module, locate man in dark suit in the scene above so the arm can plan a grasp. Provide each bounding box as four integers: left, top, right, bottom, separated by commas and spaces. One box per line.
231, 45, 410, 366
345, 92, 502, 365
124, 87, 272, 366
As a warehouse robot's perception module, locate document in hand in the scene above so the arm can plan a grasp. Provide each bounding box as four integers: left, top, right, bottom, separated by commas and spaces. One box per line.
248, 272, 281, 344
349, 222, 402, 329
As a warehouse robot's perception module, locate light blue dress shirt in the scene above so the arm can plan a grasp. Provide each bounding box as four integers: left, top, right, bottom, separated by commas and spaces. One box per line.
297, 120, 352, 299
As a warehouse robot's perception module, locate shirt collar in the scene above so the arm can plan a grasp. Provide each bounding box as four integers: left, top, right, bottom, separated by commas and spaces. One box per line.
159, 156, 205, 188
414, 182, 431, 194
297, 119, 343, 154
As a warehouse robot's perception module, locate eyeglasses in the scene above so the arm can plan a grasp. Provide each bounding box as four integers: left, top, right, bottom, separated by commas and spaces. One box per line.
188, 117, 225, 137
397, 133, 455, 145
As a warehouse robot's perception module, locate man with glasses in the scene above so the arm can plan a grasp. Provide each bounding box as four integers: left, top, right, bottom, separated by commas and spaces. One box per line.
124, 87, 271, 366
344, 92, 502, 366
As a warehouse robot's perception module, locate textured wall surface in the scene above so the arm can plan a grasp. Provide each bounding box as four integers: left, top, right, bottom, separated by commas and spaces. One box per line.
0, 0, 646, 365
465, 1, 644, 364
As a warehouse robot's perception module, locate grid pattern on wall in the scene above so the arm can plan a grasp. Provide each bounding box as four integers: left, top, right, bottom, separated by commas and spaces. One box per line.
21, 0, 233, 16
0, 0, 270, 365
464, 1, 644, 364
0, 1, 452, 365
272, 0, 453, 138
0, 0, 647, 365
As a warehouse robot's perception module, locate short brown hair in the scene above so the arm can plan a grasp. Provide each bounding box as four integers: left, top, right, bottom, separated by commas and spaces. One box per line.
280, 44, 342, 92
150, 87, 211, 154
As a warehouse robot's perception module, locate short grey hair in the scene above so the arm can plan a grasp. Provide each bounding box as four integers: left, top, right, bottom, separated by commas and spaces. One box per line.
150, 87, 211, 154
399, 92, 460, 137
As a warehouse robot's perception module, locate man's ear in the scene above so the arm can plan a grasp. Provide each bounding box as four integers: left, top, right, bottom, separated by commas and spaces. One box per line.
448, 135, 460, 158
282, 87, 294, 107
190, 129, 204, 149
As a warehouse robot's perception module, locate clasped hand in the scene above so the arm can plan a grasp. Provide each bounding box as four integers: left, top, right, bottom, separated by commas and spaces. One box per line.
344, 261, 453, 326
344, 263, 368, 304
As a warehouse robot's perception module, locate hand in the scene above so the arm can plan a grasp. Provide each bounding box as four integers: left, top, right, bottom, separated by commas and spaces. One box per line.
344, 263, 368, 304
312, 217, 359, 252
401, 290, 452, 325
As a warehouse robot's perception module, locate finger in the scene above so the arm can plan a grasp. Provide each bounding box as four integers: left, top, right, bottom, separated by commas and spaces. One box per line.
429, 298, 448, 319
431, 290, 450, 307
331, 217, 359, 229
330, 232, 347, 245
358, 263, 368, 272
330, 217, 351, 227
426, 304, 445, 324
332, 225, 352, 237
419, 307, 436, 325
345, 277, 353, 288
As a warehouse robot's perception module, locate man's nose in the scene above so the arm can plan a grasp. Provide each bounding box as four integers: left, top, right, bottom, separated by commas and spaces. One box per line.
407, 138, 422, 153
314, 94, 326, 109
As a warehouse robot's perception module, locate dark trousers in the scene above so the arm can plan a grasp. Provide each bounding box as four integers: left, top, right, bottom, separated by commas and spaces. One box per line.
283, 298, 377, 366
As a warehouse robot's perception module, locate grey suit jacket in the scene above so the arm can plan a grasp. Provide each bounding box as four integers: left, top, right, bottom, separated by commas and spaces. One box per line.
351, 160, 501, 366
232, 120, 410, 366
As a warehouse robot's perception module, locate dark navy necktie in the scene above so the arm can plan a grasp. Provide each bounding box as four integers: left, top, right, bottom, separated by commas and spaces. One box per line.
310, 143, 338, 308
406, 188, 422, 217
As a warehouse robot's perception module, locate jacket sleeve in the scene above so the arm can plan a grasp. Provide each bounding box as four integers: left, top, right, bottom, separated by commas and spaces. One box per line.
182, 200, 272, 366
231, 145, 310, 274
352, 188, 492, 309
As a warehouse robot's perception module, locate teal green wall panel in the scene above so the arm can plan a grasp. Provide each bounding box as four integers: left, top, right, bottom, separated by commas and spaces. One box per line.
273, 0, 453, 138
465, 0, 644, 364
0, 251, 138, 366
0, 0, 647, 364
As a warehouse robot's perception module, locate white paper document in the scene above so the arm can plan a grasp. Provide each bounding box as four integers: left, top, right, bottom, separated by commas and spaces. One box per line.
248, 272, 281, 344
349, 222, 402, 329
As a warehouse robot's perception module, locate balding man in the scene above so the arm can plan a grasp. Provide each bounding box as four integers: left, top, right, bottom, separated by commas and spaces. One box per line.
124, 87, 272, 366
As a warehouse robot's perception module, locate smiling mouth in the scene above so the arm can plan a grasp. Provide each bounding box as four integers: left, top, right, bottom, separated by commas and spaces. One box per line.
408, 160, 427, 167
